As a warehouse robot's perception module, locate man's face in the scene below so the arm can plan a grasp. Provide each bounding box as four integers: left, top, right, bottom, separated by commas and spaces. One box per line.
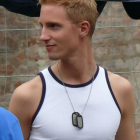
39, 4, 80, 60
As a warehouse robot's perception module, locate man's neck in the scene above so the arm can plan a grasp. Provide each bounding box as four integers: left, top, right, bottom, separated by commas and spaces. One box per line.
52, 55, 97, 85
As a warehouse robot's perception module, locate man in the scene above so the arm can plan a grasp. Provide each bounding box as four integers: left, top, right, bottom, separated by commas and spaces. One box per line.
9, 0, 136, 139
0, 107, 24, 140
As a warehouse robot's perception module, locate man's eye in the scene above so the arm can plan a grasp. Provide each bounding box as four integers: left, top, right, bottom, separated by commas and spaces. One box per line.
50, 24, 58, 28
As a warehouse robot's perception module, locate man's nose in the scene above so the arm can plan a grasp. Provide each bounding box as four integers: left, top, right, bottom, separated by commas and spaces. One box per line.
40, 28, 51, 41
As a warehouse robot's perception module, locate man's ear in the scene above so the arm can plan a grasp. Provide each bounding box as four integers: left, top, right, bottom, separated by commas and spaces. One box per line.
79, 21, 90, 38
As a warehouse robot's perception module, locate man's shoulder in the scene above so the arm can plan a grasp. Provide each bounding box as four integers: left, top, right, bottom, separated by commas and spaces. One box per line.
11, 75, 43, 111
9, 75, 43, 120
14, 76, 42, 99
107, 71, 134, 114
107, 71, 132, 93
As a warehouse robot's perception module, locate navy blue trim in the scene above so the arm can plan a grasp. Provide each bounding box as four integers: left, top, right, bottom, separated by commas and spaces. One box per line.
31, 72, 46, 124
104, 69, 122, 115
48, 65, 99, 88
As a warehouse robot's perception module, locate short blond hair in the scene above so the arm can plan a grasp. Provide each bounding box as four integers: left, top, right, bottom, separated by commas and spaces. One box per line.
39, 0, 98, 38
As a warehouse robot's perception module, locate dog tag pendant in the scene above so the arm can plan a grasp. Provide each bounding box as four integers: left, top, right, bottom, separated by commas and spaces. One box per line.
77, 114, 83, 129
72, 112, 79, 126
72, 112, 83, 129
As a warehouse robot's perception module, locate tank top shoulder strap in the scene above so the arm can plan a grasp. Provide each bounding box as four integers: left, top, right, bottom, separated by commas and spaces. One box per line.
31, 67, 49, 124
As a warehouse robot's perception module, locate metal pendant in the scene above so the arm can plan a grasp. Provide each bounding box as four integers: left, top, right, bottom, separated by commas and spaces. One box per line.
72, 112, 79, 126
77, 114, 83, 129
72, 112, 83, 129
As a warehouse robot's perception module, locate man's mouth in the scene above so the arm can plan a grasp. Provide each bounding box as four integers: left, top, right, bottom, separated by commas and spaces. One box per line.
45, 45, 56, 50
46, 45, 55, 47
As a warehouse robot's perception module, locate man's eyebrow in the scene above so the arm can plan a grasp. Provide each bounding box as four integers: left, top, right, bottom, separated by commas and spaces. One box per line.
38, 21, 62, 26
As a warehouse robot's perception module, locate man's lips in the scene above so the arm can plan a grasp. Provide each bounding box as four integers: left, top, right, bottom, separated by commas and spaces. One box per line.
45, 45, 56, 47
45, 45, 56, 50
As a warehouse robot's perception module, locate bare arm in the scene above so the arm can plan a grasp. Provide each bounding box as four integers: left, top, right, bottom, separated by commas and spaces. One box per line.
9, 76, 42, 140
108, 72, 136, 140
9, 86, 32, 140
115, 81, 136, 140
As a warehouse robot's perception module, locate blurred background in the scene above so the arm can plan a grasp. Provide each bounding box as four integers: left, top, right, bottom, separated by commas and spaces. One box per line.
0, 1, 140, 139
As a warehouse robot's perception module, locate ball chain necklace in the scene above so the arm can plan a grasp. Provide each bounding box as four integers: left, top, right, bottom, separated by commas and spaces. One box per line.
57, 61, 96, 129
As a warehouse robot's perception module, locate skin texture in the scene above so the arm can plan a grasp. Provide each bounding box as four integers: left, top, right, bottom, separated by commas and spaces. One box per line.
9, 4, 136, 140
108, 71, 136, 140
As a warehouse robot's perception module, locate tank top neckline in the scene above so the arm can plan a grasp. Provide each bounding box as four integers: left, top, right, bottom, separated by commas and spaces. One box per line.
48, 65, 99, 88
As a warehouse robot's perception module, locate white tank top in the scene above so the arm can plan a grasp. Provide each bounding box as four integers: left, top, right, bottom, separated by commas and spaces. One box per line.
29, 65, 121, 140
